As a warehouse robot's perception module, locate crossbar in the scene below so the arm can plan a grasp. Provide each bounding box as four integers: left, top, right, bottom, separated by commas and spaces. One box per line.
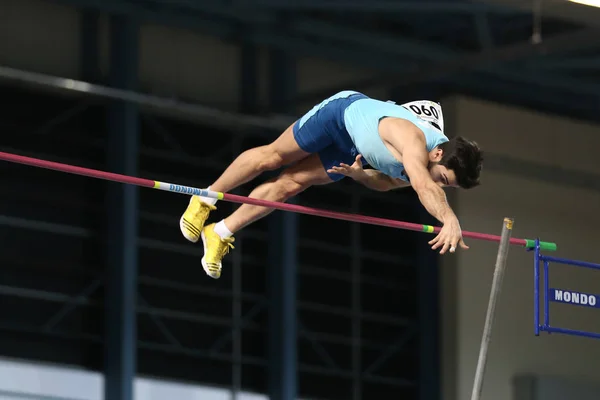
0, 150, 557, 250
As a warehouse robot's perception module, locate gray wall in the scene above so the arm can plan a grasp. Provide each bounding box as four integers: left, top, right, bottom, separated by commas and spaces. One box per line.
514, 374, 600, 400
442, 96, 600, 400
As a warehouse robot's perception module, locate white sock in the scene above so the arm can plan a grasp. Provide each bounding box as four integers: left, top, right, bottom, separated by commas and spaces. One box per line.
214, 220, 233, 239
198, 186, 218, 206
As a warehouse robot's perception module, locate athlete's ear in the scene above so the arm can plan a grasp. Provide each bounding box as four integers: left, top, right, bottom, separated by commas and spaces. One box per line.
430, 147, 443, 162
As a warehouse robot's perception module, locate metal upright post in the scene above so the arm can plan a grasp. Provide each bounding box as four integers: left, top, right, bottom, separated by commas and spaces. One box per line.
104, 14, 140, 400
231, 41, 258, 396
231, 222, 243, 400
268, 209, 298, 400
390, 87, 442, 400
534, 239, 541, 336
470, 218, 514, 400
267, 41, 298, 400
351, 194, 363, 400
416, 200, 441, 400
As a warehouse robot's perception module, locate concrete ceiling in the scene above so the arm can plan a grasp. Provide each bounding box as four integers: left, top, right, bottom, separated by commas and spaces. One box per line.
475, 0, 600, 26
31, 0, 600, 124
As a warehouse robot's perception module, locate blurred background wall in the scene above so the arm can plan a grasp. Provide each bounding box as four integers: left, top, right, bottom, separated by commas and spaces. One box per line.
442, 96, 600, 400
2, 0, 600, 400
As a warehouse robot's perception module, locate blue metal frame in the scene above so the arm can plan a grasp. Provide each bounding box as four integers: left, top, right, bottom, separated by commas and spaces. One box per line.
533, 239, 600, 340
416, 202, 441, 400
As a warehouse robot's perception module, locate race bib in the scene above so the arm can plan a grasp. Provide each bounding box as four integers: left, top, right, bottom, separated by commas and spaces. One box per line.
401, 100, 444, 132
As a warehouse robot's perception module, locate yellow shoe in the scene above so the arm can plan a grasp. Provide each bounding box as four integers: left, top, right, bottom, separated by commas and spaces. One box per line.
201, 223, 235, 279
179, 196, 216, 243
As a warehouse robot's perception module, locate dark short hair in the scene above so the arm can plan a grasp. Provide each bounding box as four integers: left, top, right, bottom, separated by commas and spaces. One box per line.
438, 137, 483, 189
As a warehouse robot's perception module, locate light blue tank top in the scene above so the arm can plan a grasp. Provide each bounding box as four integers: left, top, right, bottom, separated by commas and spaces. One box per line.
343, 96, 449, 181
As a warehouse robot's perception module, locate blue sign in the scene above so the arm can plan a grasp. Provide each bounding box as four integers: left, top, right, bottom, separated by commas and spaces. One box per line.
549, 288, 600, 309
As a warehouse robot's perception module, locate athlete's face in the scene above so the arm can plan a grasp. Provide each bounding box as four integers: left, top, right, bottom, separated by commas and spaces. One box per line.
428, 164, 457, 188
427, 148, 458, 187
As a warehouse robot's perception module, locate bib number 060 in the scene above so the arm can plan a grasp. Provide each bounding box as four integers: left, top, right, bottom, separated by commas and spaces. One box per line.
409, 104, 439, 119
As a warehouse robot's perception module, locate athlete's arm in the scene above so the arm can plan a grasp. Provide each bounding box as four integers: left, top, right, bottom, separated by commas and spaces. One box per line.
354, 169, 410, 191
381, 123, 453, 222
326, 155, 408, 191
400, 135, 455, 224
385, 124, 468, 254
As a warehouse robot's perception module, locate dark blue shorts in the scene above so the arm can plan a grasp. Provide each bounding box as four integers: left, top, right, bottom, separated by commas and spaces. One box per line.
293, 91, 368, 181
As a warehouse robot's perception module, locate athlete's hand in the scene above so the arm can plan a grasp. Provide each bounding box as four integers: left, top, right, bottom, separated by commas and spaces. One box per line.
327, 154, 367, 180
428, 217, 469, 254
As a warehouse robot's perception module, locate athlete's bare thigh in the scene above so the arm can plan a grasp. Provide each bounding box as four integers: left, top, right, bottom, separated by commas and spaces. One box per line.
280, 152, 334, 188
268, 122, 311, 166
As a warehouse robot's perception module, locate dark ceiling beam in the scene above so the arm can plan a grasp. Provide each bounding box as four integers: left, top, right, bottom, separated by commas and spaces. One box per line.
396, 28, 600, 86
292, 26, 600, 104
523, 56, 600, 71
246, 0, 522, 14
46, 0, 600, 116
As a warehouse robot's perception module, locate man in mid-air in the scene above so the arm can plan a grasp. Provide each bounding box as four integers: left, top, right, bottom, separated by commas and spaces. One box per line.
179, 90, 483, 279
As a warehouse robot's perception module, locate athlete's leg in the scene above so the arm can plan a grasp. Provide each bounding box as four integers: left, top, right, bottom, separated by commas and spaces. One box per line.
180, 122, 313, 243
224, 153, 332, 233
180, 91, 356, 244
200, 154, 334, 279
210, 122, 309, 194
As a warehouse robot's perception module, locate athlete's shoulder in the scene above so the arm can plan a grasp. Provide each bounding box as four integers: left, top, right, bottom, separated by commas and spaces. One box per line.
398, 100, 445, 133
379, 114, 424, 144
